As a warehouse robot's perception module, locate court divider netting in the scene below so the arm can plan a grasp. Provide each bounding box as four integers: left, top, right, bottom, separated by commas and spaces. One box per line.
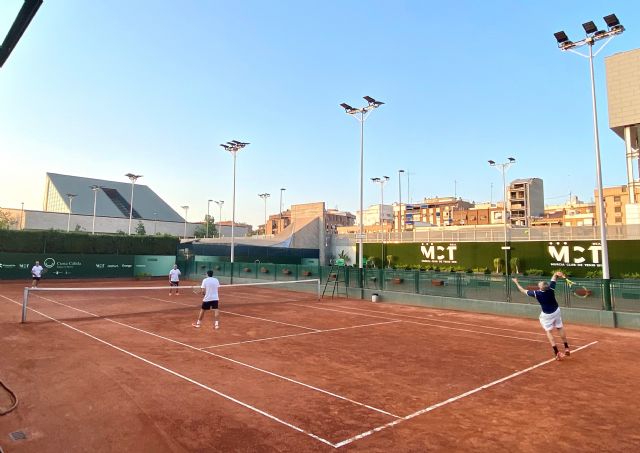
21, 279, 321, 323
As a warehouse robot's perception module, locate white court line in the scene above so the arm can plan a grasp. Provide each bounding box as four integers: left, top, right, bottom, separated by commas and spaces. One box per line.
200, 320, 402, 349
334, 340, 599, 448
320, 302, 589, 339
143, 295, 320, 331
31, 294, 400, 419
290, 304, 552, 344
0, 295, 336, 448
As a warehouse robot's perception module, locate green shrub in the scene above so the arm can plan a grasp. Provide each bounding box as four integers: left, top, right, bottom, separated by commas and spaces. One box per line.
585, 269, 603, 278
524, 269, 545, 276
621, 272, 640, 279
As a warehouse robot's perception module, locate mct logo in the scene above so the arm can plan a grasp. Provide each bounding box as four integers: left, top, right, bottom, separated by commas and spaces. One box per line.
420, 243, 457, 263
547, 241, 602, 265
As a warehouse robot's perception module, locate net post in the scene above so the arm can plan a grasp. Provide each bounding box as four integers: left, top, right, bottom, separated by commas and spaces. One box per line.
22, 287, 29, 323
316, 278, 321, 301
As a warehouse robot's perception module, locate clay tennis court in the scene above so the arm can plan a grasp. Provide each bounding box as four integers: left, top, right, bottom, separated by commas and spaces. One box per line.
1, 278, 640, 452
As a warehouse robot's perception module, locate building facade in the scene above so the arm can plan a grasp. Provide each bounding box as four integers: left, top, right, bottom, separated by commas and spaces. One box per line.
356, 204, 394, 227
508, 178, 544, 227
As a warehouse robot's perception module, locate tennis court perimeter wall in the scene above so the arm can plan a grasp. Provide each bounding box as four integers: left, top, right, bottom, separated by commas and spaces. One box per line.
0, 253, 176, 279
342, 288, 640, 330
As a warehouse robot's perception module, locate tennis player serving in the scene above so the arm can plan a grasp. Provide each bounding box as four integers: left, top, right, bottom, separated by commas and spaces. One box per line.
512, 271, 571, 361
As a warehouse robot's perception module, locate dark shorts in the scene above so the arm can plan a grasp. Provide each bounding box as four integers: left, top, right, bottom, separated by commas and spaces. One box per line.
202, 300, 219, 310
32, 276, 41, 281
170, 281, 179, 287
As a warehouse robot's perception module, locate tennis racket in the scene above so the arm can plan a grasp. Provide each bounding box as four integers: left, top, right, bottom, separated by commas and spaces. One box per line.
192, 285, 202, 295
565, 278, 591, 299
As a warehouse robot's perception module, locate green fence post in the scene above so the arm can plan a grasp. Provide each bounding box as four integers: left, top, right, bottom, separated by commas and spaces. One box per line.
603, 278, 612, 311
414, 270, 420, 294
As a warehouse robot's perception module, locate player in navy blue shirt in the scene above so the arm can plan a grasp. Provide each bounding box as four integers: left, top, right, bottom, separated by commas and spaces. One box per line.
512, 271, 571, 360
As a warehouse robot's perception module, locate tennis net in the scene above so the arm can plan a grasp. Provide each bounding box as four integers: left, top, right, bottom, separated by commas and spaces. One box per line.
21, 279, 321, 323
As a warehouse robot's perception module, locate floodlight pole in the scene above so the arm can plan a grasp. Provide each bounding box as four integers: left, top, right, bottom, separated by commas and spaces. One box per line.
398, 169, 404, 236
66, 193, 77, 232
554, 16, 625, 311
340, 97, 384, 272
215, 200, 224, 237
489, 159, 515, 300
221, 141, 249, 265
125, 173, 142, 235
206, 199, 213, 238
181, 205, 189, 239
372, 176, 390, 267
153, 212, 158, 235
259, 193, 270, 238
279, 188, 286, 233
90, 185, 101, 234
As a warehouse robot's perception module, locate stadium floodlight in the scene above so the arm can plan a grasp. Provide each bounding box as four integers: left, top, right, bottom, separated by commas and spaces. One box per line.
0, 0, 43, 68
340, 95, 384, 274
90, 185, 102, 235
214, 200, 224, 237
65, 193, 77, 232
221, 140, 249, 264
488, 158, 516, 298
371, 176, 390, 267
279, 188, 286, 230
553, 15, 625, 311
258, 193, 271, 238
181, 205, 189, 239
397, 169, 405, 235
125, 173, 142, 235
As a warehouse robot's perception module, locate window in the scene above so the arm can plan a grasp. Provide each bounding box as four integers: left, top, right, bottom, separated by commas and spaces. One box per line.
614, 207, 622, 213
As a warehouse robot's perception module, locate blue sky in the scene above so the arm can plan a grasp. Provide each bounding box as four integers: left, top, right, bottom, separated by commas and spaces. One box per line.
1, 1, 638, 227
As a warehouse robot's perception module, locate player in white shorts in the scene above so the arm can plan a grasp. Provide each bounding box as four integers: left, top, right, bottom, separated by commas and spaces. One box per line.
192, 270, 221, 330
512, 271, 571, 361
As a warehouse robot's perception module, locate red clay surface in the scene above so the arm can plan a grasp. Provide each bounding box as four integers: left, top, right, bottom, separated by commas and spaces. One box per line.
1, 279, 640, 452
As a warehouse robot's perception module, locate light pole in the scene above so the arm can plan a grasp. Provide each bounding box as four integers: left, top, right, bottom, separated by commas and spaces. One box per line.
20, 202, 24, 230
65, 193, 77, 232
340, 96, 384, 271
489, 158, 515, 298
153, 212, 158, 235
214, 200, 224, 237
125, 173, 142, 235
90, 185, 101, 235
181, 205, 189, 239
398, 169, 405, 234
221, 140, 249, 263
206, 199, 213, 238
553, 14, 624, 311
279, 187, 286, 234
258, 193, 271, 238
371, 176, 390, 267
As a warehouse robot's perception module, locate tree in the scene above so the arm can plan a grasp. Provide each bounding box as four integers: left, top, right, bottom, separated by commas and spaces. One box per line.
337, 250, 351, 264
135, 221, 146, 235
193, 215, 218, 238
0, 209, 16, 230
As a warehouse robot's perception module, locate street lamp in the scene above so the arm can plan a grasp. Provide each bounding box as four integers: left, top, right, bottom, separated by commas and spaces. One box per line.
90, 185, 102, 235
371, 176, 390, 267
340, 96, 384, 270
221, 140, 249, 263
206, 199, 213, 238
398, 169, 405, 235
279, 187, 286, 234
489, 158, 516, 295
553, 14, 624, 311
125, 173, 142, 235
258, 193, 271, 238
65, 193, 77, 232
214, 200, 224, 237
181, 205, 189, 239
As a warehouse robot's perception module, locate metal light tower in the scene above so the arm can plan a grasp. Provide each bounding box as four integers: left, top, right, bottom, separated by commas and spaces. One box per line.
153, 212, 158, 235
398, 169, 405, 234
371, 176, 390, 267
65, 193, 77, 232
258, 193, 271, 238
340, 96, 384, 270
554, 14, 625, 311
125, 173, 142, 235
90, 185, 101, 234
206, 199, 213, 238
221, 140, 249, 263
489, 158, 516, 290
181, 205, 189, 239
279, 187, 286, 233
214, 200, 224, 237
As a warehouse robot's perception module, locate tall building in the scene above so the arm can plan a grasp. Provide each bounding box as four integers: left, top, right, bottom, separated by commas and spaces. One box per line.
401, 197, 473, 229
356, 204, 394, 227
595, 185, 640, 226
508, 178, 544, 226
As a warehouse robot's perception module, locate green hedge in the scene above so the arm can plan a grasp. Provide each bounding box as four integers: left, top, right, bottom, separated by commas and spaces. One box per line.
0, 230, 180, 255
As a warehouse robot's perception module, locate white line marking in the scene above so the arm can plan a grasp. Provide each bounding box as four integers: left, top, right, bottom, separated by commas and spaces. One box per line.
333, 340, 599, 448
0, 295, 337, 448
291, 304, 551, 344
30, 294, 400, 419
201, 320, 402, 349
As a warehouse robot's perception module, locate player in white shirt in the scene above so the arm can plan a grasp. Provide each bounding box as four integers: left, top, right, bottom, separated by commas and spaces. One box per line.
192, 270, 221, 329
31, 261, 44, 288
169, 264, 181, 295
